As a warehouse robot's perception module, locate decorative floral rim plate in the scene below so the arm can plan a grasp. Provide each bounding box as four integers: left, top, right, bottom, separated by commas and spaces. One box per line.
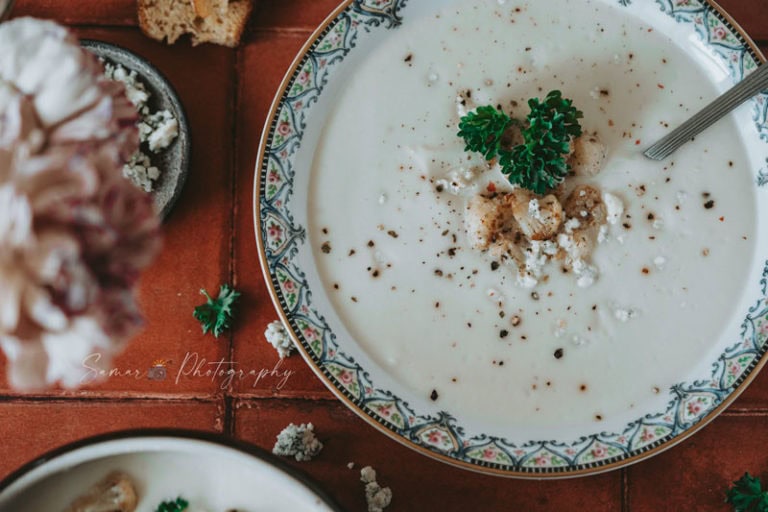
255, 0, 768, 477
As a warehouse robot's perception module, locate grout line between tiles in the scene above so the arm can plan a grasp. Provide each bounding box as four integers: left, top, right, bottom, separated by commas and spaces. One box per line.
223, 33, 243, 435
230, 392, 338, 401
722, 408, 768, 416
0, 394, 221, 404
621, 468, 629, 512
231, 395, 342, 405
223, 395, 236, 436
70, 22, 138, 30
247, 27, 314, 39
228, 28, 243, 368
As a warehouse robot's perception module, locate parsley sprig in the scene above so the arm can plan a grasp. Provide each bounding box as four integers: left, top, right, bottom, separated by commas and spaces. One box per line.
193, 284, 241, 338
457, 105, 517, 161
457, 90, 583, 194
727, 473, 768, 511
156, 497, 189, 512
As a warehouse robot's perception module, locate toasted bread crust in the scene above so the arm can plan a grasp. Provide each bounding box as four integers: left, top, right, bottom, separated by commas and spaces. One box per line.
137, 0, 253, 48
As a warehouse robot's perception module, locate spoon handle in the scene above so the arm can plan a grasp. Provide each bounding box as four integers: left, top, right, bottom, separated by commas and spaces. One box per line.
644, 63, 768, 160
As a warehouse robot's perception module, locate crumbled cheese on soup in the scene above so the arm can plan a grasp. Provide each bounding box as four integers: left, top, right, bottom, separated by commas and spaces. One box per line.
572, 258, 598, 289
597, 224, 609, 244
465, 179, 612, 290
360, 466, 392, 512
265, 320, 295, 359
603, 192, 624, 225
272, 422, 323, 461
614, 306, 638, 323
564, 217, 581, 233
528, 198, 543, 221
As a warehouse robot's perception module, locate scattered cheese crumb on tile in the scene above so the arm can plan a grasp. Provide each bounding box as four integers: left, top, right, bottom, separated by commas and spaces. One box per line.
360, 466, 392, 512
272, 423, 323, 462
265, 320, 295, 359
347, 462, 355, 470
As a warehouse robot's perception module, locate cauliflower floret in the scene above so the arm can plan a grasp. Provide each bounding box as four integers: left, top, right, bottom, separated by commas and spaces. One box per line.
569, 134, 606, 177
265, 320, 295, 359
360, 466, 392, 512
272, 422, 323, 462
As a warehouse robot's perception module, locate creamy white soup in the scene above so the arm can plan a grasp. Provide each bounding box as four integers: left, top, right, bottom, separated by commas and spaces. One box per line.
308, 0, 757, 430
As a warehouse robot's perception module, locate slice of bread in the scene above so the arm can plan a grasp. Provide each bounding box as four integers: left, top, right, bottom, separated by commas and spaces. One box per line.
138, 0, 253, 48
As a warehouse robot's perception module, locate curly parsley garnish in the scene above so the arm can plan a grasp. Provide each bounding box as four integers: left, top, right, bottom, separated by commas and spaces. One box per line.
457, 90, 583, 194
156, 497, 189, 512
726, 473, 768, 511
193, 284, 241, 338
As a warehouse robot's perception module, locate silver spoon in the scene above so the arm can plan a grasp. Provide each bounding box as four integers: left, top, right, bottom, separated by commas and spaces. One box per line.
644, 63, 768, 160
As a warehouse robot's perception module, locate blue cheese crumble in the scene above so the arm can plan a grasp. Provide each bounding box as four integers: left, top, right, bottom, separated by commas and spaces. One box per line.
103, 61, 179, 192
265, 320, 295, 359
272, 422, 323, 461
360, 466, 392, 512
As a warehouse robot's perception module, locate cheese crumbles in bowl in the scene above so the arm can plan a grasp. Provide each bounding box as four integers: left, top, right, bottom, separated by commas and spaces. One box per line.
257, 0, 768, 474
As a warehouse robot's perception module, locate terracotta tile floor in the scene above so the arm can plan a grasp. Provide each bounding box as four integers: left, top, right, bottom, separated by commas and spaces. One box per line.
1, 0, 767, 510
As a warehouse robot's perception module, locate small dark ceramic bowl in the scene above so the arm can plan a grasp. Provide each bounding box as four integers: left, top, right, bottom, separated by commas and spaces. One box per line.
0, 429, 343, 511
81, 39, 190, 221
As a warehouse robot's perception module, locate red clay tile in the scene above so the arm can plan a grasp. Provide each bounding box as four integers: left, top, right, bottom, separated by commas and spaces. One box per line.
729, 363, 768, 410
716, 0, 768, 42
232, 32, 332, 398
234, 398, 622, 512
0, 400, 223, 480
12, 0, 137, 26
627, 414, 768, 511
249, 0, 339, 33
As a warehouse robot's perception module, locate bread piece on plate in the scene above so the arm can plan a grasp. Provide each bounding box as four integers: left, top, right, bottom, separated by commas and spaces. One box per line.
65, 472, 138, 512
138, 0, 253, 48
